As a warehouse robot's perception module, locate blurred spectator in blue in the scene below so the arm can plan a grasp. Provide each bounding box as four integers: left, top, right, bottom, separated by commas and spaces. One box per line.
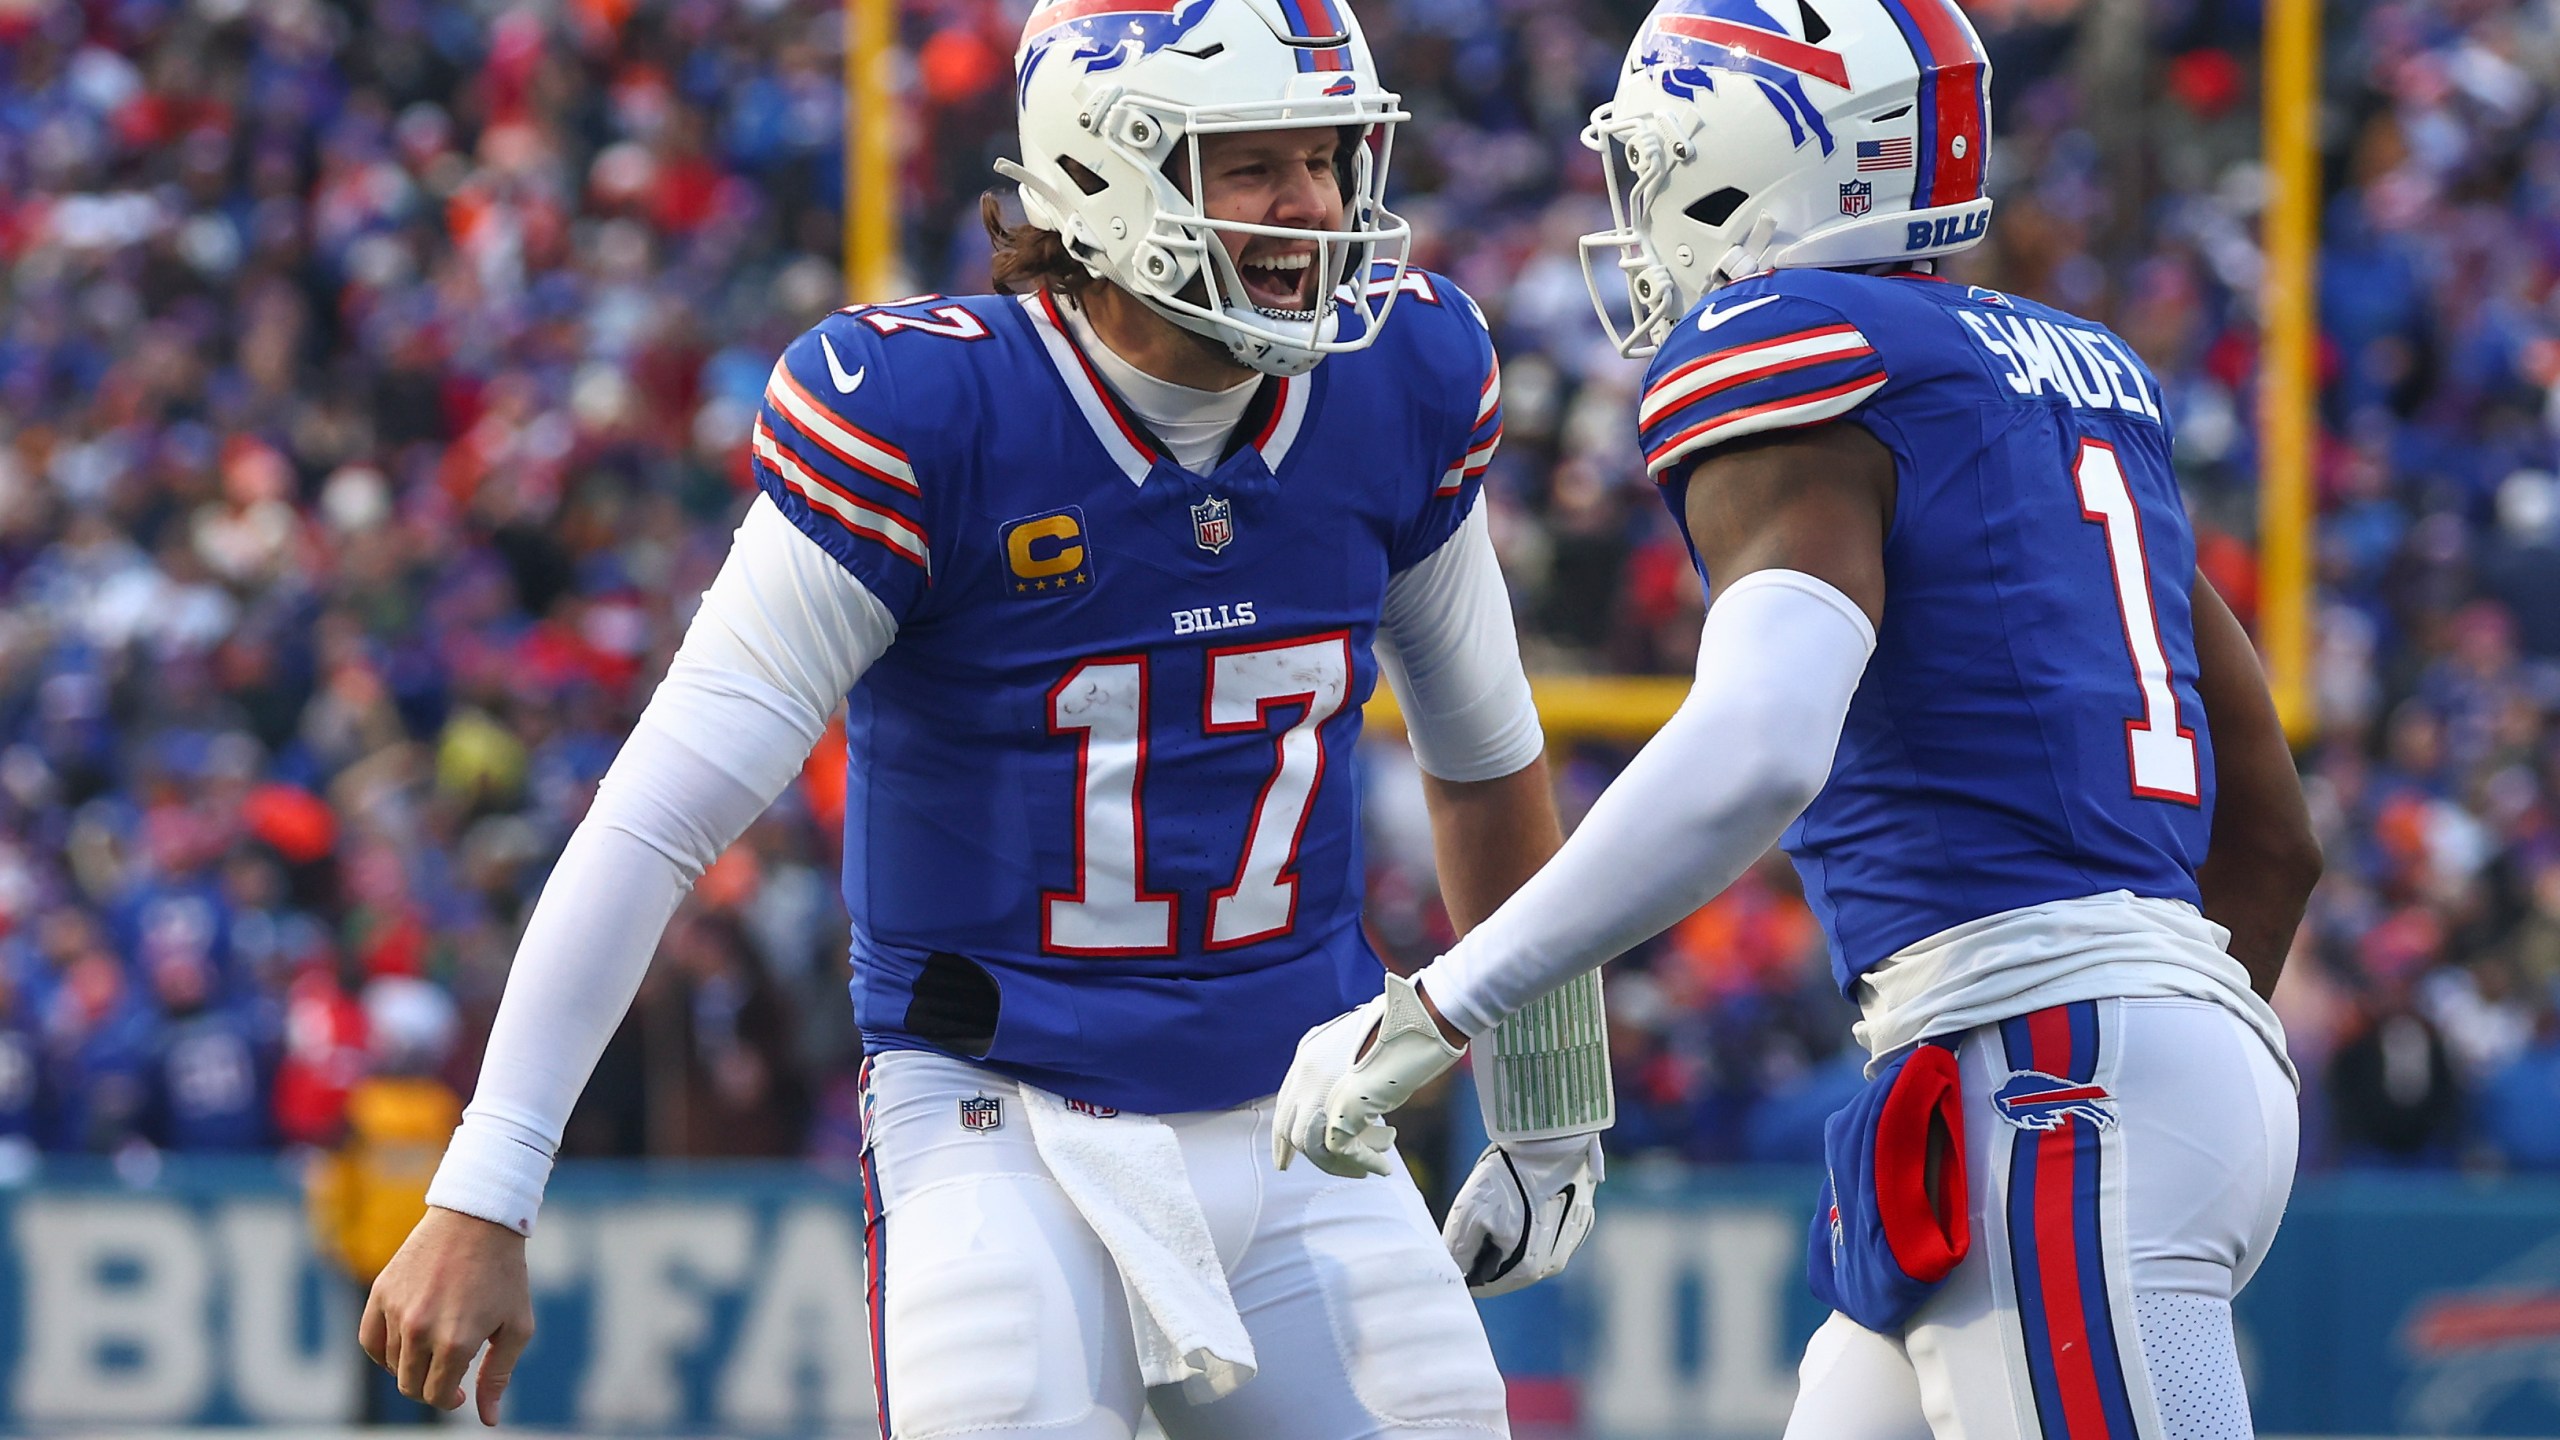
142, 949, 270, 1152
2480, 997, 2560, 1171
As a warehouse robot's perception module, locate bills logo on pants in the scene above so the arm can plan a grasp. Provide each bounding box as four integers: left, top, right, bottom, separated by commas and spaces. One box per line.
1992, 1070, 2119, 1133
1999, 1002, 2140, 1439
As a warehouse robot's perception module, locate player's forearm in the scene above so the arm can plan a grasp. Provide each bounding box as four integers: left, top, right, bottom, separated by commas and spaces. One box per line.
1422, 759, 1562, 934
1420, 570, 1873, 1037
427, 716, 782, 1233
2188, 577, 2321, 997
429, 498, 893, 1233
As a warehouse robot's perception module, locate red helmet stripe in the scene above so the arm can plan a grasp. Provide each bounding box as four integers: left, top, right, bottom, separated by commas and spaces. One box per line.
1652, 13, 1849, 88
1028, 0, 1178, 37
1898, 0, 1985, 207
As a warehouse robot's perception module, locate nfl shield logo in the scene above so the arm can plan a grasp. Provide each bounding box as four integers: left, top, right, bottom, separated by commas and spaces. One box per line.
1191, 495, 1235, 554
1838, 179, 1873, 217
958, 1096, 1003, 1132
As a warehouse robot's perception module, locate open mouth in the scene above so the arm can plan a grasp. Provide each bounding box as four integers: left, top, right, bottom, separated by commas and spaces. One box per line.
1238, 248, 1318, 315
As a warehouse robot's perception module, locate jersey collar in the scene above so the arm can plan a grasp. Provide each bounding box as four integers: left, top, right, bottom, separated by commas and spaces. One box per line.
1021, 289, 1310, 484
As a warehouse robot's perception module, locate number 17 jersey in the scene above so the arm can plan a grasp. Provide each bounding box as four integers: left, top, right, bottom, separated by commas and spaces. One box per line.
752, 277, 1501, 1114
1642, 268, 2215, 994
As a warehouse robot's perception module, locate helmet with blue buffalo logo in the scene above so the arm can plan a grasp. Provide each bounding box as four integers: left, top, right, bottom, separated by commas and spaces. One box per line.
1580, 0, 1994, 356
998, 0, 1412, 376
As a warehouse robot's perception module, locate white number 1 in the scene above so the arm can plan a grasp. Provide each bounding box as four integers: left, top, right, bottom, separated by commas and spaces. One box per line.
1043, 658, 1177, 955
2073, 439, 2200, 804
1043, 633, 1353, 955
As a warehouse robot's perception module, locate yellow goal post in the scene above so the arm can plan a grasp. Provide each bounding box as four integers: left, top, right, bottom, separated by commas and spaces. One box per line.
1364, 676, 1688, 748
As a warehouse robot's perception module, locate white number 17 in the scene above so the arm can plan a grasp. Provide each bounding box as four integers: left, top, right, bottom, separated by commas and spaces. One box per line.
1042, 633, 1352, 955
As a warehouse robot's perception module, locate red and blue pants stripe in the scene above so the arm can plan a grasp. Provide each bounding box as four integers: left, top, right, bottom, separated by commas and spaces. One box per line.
1999, 1002, 2141, 1439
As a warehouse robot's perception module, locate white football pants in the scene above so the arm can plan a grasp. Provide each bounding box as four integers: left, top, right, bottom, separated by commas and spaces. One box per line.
855, 1049, 1511, 1440
1784, 996, 2298, 1440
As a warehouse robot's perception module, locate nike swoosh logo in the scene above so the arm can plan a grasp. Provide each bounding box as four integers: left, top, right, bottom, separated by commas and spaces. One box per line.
819, 336, 866, 394
1695, 294, 1782, 333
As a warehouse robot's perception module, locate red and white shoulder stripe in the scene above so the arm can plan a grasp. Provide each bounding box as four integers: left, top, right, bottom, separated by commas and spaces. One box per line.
1637, 323, 1878, 433
1437, 352, 1503, 497
752, 418, 930, 570
1644, 368, 1890, 478
764, 357, 920, 496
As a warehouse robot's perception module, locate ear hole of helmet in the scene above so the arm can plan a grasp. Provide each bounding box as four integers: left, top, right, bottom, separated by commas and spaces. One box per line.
1686, 187, 1750, 227
1061, 157, 1110, 196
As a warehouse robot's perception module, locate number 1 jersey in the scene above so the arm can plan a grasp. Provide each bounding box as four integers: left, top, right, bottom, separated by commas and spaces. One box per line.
1641, 268, 2215, 993
751, 275, 1501, 1113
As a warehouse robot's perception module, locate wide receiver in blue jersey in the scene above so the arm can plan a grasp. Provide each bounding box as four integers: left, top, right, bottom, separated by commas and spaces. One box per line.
358, 0, 1618, 1434
1278, 0, 2320, 1436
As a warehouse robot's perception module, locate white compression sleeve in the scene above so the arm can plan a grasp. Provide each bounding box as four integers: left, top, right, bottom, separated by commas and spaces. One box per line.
1419, 569, 1876, 1038
426, 496, 894, 1233
1377, 505, 1546, 783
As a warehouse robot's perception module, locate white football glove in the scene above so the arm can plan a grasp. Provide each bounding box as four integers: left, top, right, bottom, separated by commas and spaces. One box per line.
1443, 1133, 1604, 1296
1273, 973, 1465, 1178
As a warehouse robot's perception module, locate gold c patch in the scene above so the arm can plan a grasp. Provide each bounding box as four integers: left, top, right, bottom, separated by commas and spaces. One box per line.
1000, 506, 1095, 598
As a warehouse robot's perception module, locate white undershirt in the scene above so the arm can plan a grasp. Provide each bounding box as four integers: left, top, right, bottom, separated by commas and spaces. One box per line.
1059, 298, 1258, 474
429, 474, 1542, 1230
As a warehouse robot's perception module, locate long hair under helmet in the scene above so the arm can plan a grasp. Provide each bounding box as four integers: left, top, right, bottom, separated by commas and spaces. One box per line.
1580, 0, 1994, 357
998, 0, 1413, 377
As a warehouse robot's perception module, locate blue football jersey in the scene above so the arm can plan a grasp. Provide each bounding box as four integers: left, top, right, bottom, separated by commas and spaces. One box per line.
1642, 268, 2213, 990
753, 272, 1501, 1113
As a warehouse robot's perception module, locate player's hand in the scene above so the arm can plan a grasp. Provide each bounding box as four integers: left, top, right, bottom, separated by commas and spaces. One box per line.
1443, 1133, 1604, 1296
358, 1206, 536, 1426
1273, 973, 1465, 1178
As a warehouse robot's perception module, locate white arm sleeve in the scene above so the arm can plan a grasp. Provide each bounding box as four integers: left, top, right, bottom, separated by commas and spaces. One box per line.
425, 496, 895, 1234
1377, 505, 1545, 783
1418, 569, 1876, 1038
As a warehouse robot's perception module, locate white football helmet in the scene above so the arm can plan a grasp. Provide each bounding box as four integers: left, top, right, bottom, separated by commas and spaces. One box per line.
1580, 0, 1995, 356
999, 0, 1412, 376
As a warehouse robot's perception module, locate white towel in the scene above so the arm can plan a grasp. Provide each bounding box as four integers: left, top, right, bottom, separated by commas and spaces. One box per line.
1017, 1087, 1258, 1401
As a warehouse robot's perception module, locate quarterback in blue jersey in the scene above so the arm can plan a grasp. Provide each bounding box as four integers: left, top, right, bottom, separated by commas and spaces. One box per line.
361, 0, 1615, 1433
1279, 0, 2319, 1437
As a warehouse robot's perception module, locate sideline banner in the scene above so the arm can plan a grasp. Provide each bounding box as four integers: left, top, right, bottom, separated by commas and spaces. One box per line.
0, 1157, 878, 1431
0, 1158, 2554, 1434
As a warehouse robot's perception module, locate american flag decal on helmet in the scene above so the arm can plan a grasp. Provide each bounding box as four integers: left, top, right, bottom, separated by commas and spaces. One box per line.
1856, 137, 1916, 171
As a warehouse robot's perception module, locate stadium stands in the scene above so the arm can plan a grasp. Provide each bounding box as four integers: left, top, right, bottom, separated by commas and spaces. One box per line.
1, 0, 2556, 1177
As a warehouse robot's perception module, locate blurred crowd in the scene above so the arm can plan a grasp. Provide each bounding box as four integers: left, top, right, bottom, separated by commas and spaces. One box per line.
2, 0, 2559, 1181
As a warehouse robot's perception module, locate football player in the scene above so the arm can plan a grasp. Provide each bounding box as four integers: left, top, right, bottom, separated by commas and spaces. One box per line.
359, 0, 1613, 1434
1275, 1, 2321, 1436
